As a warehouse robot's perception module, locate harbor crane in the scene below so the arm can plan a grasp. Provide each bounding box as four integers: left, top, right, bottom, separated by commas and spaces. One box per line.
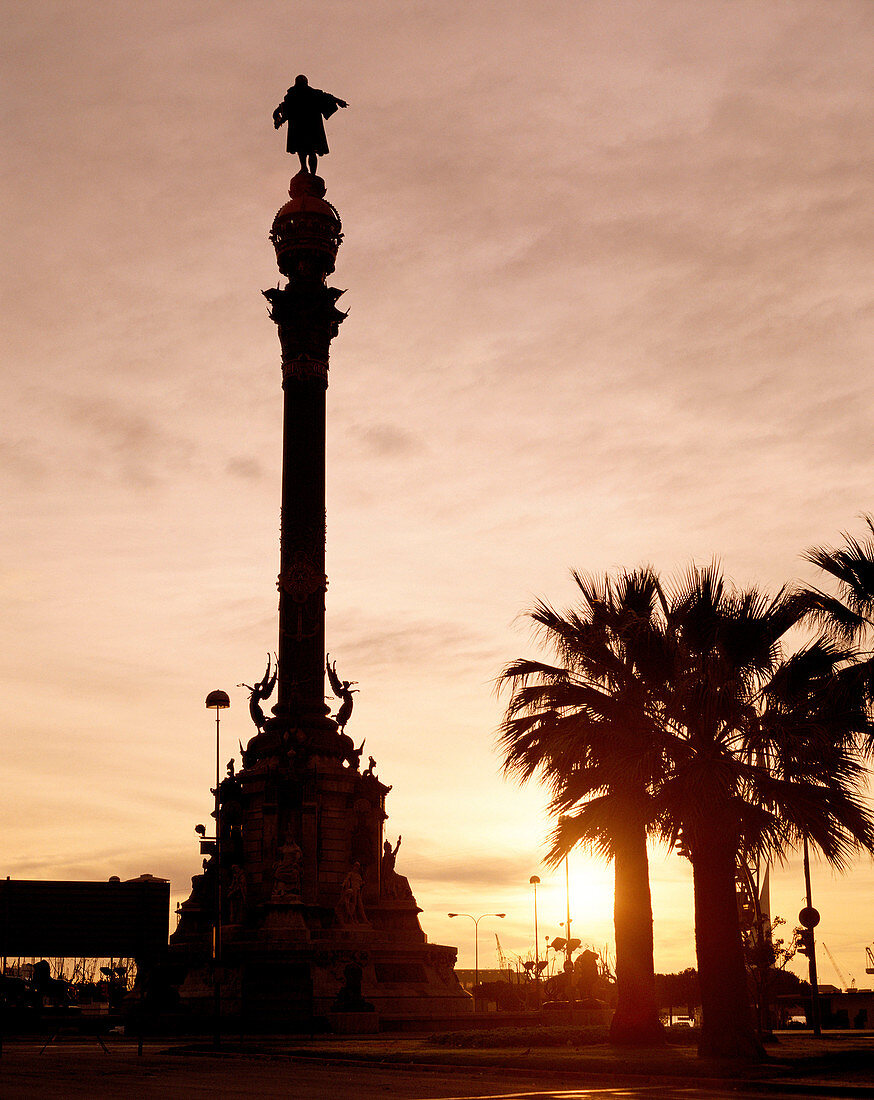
495, 934, 511, 976
822, 942, 855, 991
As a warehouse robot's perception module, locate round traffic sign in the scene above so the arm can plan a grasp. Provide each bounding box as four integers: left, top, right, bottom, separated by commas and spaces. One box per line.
798, 906, 820, 928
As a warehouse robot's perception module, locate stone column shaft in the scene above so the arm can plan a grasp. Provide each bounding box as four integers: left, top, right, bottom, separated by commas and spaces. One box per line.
277, 369, 328, 717
266, 171, 345, 728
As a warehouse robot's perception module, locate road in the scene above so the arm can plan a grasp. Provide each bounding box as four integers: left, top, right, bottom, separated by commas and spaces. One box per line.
0, 1043, 848, 1099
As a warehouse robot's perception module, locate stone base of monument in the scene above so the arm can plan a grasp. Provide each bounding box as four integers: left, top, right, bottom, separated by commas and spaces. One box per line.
328, 1010, 380, 1034
168, 935, 472, 1027
166, 698, 473, 1028
369, 898, 426, 937
262, 899, 308, 936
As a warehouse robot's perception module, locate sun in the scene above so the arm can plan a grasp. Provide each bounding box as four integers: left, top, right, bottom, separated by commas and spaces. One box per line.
530, 855, 615, 962
567, 857, 614, 942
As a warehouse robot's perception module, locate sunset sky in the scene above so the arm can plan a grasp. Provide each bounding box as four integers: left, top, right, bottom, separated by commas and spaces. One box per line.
4, 0, 874, 984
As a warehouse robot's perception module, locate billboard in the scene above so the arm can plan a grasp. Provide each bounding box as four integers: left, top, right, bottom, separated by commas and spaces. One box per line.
0, 876, 170, 958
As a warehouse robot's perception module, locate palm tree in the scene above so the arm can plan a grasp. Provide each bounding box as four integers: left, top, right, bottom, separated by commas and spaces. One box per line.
792, 519, 874, 1029
498, 567, 667, 1046
654, 565, 874, 1059
757, 638, 874, 778
800, 519, 874, 740
500, 561, 874, 1060
801, 516, 874, 646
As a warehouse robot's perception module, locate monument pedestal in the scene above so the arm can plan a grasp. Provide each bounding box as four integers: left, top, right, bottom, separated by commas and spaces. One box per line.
329, 1011, 379, 1034
169, 719, 471, 1025
171, 940, 470, 1026
263, 899, 308, 937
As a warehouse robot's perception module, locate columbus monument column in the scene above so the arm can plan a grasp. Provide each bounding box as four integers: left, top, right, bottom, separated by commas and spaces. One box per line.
164, 83, 472, 1029
263, 171, 345, 736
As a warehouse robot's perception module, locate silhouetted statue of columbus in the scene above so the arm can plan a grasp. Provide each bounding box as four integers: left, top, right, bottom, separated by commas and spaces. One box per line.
273, 75, 348, 175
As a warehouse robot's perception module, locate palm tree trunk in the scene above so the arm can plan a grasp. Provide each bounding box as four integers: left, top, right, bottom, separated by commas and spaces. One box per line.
692, 835, 764, 1060
609, 819, 664, 1045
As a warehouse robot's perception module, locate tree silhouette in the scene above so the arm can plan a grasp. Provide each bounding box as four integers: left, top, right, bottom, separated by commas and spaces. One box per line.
499, 567, 666, 1046
801, 515, 874, 646
500, 560, 874, 1061
654, 565, 874, 1058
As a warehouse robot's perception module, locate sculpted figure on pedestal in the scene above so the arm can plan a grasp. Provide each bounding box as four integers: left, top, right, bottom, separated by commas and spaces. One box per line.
214, 758, 244, 856
330, 963, 375, 1013
335, 861, 369, 927
344, 736, 365, 770
380, 835, 414, 900
327, 654, 358, 731
574, 948, 600, 1001
216, 758, 241, 802
381, 835, 401, 893
273, 74, 348, 176
228, 864, 248, 923
272, 835, 303, 900
239, 654, 277, 732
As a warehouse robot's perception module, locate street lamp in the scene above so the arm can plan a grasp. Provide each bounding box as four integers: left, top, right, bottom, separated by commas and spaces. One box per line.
205, 689, 229, 1047
801, 834, 822, 1037
529, 875, 541, 1008
448, 912, 505, 1011
564, 854, 572, 968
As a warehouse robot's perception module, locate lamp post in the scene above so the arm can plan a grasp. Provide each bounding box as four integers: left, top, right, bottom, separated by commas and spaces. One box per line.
205, 689, 229, 1048
544, 933, 557, 978
448, 912, 505, 1011
529, 876, 541, 1008
801, 834, 822, 1037
564, 854, 573, 969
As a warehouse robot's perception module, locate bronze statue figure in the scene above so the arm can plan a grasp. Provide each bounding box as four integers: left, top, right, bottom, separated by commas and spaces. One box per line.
341, 735, 366, 770
380, 835, 401, 898
273, 75, 348, 175
326, 653, 358, 731
335, 861, 369, 926
382, 835, 401, 868
215, 758, 241, 804
574, 948, 600, 1000
380, 835, 413, 900
272, 835, 303, 901
239, 654, 278, 731
228, 865, 248, 923
330, 962, 375, 1013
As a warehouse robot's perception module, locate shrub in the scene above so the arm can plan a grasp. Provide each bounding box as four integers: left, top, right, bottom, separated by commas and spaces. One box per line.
430, 1025, 608, 1048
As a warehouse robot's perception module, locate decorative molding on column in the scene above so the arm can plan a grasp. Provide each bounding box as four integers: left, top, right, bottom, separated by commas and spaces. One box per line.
270, 171, 343, 279
281, 357, 329, 386
278, 550, 328, 602
263, 281, 346, 373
